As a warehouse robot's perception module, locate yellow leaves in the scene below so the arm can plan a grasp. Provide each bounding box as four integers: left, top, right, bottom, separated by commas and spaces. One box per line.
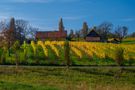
70, 46, 82, 58
31, 41, 135, 61
49, 44, 59, 57
31, 41, 36, 55
37, 41, 48, 57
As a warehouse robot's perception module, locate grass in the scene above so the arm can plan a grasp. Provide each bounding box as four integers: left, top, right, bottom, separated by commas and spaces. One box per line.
122, 38, 135, 44
0, 66, 135, 90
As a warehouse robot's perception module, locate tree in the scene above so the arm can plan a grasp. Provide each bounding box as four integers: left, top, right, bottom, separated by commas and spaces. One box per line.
2, 17, 16, 56
0, 19, 8, 32
28, 26, 38, 39
75, 30, 81, 41
59, 18, 64, 32
69, 29, 74, 37
0, 20, 8, 47
96, 22, 113, 41
67, 29, 74, 40
0, 18, 38, 45
15, 19, 28, 43
81, 22, 88, 39
115, 26, 128, 42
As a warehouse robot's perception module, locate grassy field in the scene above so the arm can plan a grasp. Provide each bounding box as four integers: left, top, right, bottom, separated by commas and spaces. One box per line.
0, 66, 135, 90
122, 38, 135, 44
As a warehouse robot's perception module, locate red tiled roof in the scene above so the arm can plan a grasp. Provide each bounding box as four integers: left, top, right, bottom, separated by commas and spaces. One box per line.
35, 31, 67, 39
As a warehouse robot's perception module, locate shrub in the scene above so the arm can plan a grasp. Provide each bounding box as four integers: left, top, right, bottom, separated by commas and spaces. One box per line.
12, 41, 20, 68
115, 47, 124, 66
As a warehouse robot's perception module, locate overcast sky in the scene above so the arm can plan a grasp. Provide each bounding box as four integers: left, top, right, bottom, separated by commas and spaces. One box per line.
0, 0, 135, 33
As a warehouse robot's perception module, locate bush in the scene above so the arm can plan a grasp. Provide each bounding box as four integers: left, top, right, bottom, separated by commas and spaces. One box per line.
12, 41, 20, 68
115, 47, 124, 66
0, 47, 7, 64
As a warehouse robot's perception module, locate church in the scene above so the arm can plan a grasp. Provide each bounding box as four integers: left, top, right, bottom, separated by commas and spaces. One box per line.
35, 18, 67, 41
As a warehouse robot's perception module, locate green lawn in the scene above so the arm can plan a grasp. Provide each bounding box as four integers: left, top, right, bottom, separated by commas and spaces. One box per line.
0, 66, 135, 90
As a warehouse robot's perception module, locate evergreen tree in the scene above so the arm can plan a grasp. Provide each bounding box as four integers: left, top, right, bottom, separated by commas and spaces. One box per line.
3, 17, 16, 56
81, 22, 88, 39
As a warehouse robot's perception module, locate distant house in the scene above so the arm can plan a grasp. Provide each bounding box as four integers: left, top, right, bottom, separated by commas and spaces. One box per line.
35, 18, 67, 41
86, 29, 101, 42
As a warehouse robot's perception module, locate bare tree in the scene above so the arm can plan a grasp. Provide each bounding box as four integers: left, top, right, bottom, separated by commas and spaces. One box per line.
0, 20, 7, 32
0, 20, 9, 35
0, 20, 8, 47
15, 19, 29, 43
115, 26, 128, 42
28, 26, 38, 39
97, 22, 113, 41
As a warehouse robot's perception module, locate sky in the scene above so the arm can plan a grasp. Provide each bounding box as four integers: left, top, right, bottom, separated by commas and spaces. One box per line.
0, 0, 135, 33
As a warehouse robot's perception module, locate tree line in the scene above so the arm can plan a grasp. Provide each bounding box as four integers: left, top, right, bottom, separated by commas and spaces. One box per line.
68, 21, 132, 43
0, 17, 134, 46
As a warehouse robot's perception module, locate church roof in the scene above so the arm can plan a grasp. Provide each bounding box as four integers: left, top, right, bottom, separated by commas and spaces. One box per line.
36, 30, 67, 33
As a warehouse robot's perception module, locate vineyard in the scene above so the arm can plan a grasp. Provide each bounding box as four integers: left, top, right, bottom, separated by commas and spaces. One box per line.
30, 41, 135, 65
34, 41, 135, 59
0, 41, 135, 66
